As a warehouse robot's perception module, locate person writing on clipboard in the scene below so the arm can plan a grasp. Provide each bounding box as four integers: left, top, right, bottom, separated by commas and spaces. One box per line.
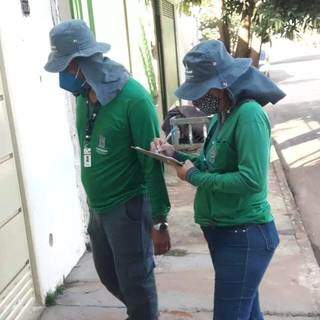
151, 40, 285, 319
44, 20, 170, 320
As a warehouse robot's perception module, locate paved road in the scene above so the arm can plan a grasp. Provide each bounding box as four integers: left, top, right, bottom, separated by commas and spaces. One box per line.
266, 39, 320, 264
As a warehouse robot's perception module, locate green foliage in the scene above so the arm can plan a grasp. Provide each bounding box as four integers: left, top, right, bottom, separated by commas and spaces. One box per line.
198, 14, 221, 40
180, 0, 320, 49
199, 10, 241, 52
255, 0, 320, 42
179, 0, 202, 15
55, 285, 65, 295
139, 22, 158, 101
45, 285, 65, 307
45, 291, 56, 307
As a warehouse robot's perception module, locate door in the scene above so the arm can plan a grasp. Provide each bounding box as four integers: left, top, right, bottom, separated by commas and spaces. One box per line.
0, 65, 36, 320
154, 0, 180, 115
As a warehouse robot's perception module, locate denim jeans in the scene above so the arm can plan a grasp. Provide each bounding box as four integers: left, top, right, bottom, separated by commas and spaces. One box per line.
202, 220, 280, 320
87, 195, 158, 320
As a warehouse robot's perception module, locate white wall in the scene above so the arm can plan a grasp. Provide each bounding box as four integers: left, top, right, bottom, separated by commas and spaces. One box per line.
0, 0, 85, 301
175, 13, 199, 106
92, 0, 131, 71
125, 0, 159, 97
91, 0, 159, 102
176, 13, 199, 84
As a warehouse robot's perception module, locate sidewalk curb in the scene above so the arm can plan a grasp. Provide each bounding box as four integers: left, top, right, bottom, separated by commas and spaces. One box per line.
271, 144, 320, 314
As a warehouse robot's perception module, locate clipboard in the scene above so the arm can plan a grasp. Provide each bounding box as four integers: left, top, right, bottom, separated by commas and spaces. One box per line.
131, 146, 184, 167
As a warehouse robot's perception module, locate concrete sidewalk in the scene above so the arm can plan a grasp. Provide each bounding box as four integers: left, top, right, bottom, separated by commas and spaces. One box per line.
40, 148, 320, 320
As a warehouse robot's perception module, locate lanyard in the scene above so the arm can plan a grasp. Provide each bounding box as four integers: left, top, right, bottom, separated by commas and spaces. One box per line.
84, 99, 100, 146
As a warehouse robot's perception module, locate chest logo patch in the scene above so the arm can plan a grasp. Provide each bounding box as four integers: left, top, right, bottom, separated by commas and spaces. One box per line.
96, 135, 109, 155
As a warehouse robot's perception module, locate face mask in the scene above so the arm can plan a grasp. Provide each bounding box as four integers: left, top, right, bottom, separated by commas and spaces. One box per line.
59, 68, 88, 95
192, 91, 220, 115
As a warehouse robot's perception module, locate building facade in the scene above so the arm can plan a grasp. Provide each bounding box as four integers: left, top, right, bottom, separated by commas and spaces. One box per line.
0, 0, 183, 319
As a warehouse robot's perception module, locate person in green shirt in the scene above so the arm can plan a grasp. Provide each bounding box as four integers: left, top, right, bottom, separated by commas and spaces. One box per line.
44, 20, 170, 320
152, 40, 285, 320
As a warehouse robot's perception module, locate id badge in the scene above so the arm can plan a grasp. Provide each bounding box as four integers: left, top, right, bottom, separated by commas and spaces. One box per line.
83, 147, 92, 168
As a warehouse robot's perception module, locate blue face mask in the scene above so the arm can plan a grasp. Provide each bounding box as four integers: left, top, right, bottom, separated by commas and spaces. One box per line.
59, 68, 88, 95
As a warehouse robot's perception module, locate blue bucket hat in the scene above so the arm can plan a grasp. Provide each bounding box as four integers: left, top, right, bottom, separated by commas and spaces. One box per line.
175, 40, 251, 100
44, 20, 110, 73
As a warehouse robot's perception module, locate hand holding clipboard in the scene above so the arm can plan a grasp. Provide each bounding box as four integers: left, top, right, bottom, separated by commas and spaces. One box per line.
132, 128, 183, 167
131, 146, 184, 167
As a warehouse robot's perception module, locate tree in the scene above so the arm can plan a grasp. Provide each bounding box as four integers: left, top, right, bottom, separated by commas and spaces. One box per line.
179, 0, 320, 66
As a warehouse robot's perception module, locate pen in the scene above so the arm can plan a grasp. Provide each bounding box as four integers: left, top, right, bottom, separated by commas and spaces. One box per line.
163, 127, 177, 144
156, 127, 177, 152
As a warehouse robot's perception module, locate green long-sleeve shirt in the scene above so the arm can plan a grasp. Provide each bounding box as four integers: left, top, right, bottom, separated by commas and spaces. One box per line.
176, 100, 273, 227
76, 78, 170, 221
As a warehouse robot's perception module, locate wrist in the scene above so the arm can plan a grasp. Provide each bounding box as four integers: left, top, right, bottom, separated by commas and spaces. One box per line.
186, 167, 199, 183
173, 151, 181, 160
153, 222, 169, 232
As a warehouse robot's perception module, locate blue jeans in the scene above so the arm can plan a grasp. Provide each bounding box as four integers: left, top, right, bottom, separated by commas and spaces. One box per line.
202, 221, 280, 320
87, 195, 158, 320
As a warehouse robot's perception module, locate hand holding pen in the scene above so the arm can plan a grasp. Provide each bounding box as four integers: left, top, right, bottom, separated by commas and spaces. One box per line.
162, 127, 177, 145
150, 127, 177, 156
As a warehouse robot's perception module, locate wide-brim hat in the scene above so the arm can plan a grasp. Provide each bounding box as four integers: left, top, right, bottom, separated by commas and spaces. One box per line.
175, 40, 251, 101
44, 20, 110, 73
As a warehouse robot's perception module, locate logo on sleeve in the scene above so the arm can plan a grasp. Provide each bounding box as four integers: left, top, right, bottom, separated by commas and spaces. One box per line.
208, 142, 216, 163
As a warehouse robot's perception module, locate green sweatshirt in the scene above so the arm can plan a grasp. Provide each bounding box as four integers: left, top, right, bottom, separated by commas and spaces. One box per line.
176, 100, 273, 227
76, 78, 170, 221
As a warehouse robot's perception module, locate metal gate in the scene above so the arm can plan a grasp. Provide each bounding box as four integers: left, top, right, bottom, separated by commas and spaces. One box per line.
154, 0, 180, 115
0, 66, 36, 320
